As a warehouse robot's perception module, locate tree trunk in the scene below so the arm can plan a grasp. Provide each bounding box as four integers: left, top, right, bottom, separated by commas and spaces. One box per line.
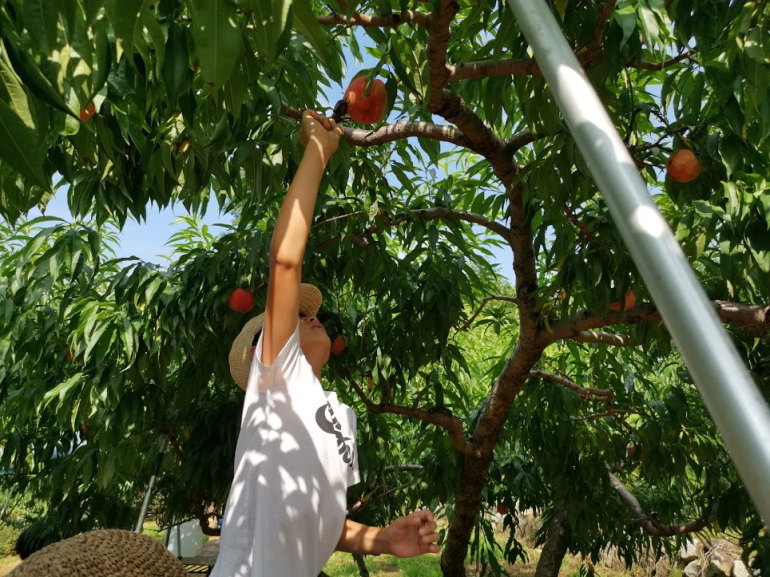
534, 508, 572, 577
439, 455, 494, 577
440, 343, 544, 577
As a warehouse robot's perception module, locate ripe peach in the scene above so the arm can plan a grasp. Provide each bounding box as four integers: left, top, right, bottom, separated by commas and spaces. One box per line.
344, 76, 387, 124
331, 335, 347, 356
79, 102, 96, 123
227, 288, 255, 313
666, 149, 703, 183
609, 289, 636, 312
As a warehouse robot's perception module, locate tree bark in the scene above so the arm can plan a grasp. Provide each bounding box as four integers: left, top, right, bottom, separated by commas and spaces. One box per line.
440, 341, 544, 577
534, 508, 573, 577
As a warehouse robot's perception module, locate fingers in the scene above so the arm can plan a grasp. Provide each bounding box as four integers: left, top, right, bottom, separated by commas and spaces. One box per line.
411, 510, 439, 547
302, 110, 342, 134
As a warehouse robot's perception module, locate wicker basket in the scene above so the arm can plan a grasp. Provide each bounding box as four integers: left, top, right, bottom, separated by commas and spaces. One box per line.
9, 529, 188, 577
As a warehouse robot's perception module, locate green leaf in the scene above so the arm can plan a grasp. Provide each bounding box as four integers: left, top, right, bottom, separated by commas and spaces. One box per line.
0, 99, 49, 189
103, 0, 152, 58
92, 25, 114, 96
638, 0, 662, 50
613, 4, 637, 50
292, 0, 341, 82
188, 0, 243, 86
43, 373, 83, 404
389, 40, 418, 97
20, 0, 59, 55
0, 34, 76, 119
120, 316, 137, 364
163, 24, 191, 102
97, 450, 116, 488
555, 0, 569, 20
718, 135, 743, 179
0, 53, 35, 129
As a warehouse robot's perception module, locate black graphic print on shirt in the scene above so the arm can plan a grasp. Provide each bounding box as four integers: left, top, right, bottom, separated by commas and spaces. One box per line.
315, 402, 355, 468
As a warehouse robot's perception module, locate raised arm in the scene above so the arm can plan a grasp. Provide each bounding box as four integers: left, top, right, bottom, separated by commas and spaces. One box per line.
261, 111, 342, 366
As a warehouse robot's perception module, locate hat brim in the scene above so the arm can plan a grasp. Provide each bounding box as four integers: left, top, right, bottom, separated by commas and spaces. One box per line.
229, 284, 322, 390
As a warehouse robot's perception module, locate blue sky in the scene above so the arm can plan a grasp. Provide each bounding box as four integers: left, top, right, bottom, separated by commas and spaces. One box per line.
33, 186, 514, 280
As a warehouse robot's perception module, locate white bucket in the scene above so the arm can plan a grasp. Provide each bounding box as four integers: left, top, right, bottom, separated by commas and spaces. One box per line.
165, 519, 203, 557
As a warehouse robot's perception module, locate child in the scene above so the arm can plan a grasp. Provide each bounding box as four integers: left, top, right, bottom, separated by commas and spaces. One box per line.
214, 111, 440, 577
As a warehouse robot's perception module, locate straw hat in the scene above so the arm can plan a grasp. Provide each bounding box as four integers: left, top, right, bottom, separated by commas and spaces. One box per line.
229, 283, 322, 390
8, 529, 187, 577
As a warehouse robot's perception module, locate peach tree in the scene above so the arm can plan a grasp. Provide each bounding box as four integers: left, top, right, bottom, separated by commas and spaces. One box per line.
1, 1, 769, 575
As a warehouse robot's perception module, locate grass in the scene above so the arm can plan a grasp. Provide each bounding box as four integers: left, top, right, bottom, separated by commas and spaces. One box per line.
320, 538, 672, 577
323, 551, 445, 577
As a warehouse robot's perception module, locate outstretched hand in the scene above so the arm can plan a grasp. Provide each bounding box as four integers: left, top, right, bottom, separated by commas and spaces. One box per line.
383, 510, 440, 558
299, 110, 343, 165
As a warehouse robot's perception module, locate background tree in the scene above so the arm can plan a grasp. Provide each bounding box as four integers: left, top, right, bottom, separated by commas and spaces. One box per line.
1, 1, 769, 576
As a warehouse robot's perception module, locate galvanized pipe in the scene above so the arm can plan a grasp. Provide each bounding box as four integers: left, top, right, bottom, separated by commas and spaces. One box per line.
507, 0, 770, 525
135, 436, 168, 532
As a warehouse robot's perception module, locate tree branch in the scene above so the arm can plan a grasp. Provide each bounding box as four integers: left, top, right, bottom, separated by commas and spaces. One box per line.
283, 102, 467, 147
530, 370, 614, 403
539, 301, 770, 346
570, 409, 636, 422
445, 47, 692, 85
562, 203, 597, 246
609, 473, 707, 536
411, 207, 510, 238
423, 87, 535, 330
318, 10, 430, 28
281, 101, 302, 121
426, 0, 460, 111
349, 465, 425, 515
456, 296, 517, 332
573, 330, 632, 347
713, 300, 770, 330
447, 58, 540, 81
504, 129, 543, 154
590, 0, 617, 50
446, 48, 605, 83
627, 50, 695, 71
432, 89, 514, 184
346, 374, 482, 458
343, 121, 466, 147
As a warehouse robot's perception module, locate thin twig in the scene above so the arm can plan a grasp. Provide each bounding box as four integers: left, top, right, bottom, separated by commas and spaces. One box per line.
529, 369, 614, 403
609, 473, 707, 536
456, 296, 517, 332
318, 207, 511, 249
312, 211, 368, 229
627, 50, 695, 71
570, 409, 636, 422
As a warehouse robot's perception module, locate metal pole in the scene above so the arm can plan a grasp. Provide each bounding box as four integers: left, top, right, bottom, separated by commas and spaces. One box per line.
506, 0, 770, 525
135, 436, 168, 532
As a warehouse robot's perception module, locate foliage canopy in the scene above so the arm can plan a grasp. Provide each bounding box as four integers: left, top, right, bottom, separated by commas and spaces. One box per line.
1, 1, 769, 575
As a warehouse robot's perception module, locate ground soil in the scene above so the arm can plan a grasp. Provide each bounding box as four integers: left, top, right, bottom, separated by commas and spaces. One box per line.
0, 557, 20, 576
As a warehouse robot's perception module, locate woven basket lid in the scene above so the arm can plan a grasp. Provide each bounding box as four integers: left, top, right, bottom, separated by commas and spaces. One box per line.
9, 529, 188, 577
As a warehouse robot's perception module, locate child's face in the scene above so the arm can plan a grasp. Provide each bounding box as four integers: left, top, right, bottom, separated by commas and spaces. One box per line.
299, 314, 331, 369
